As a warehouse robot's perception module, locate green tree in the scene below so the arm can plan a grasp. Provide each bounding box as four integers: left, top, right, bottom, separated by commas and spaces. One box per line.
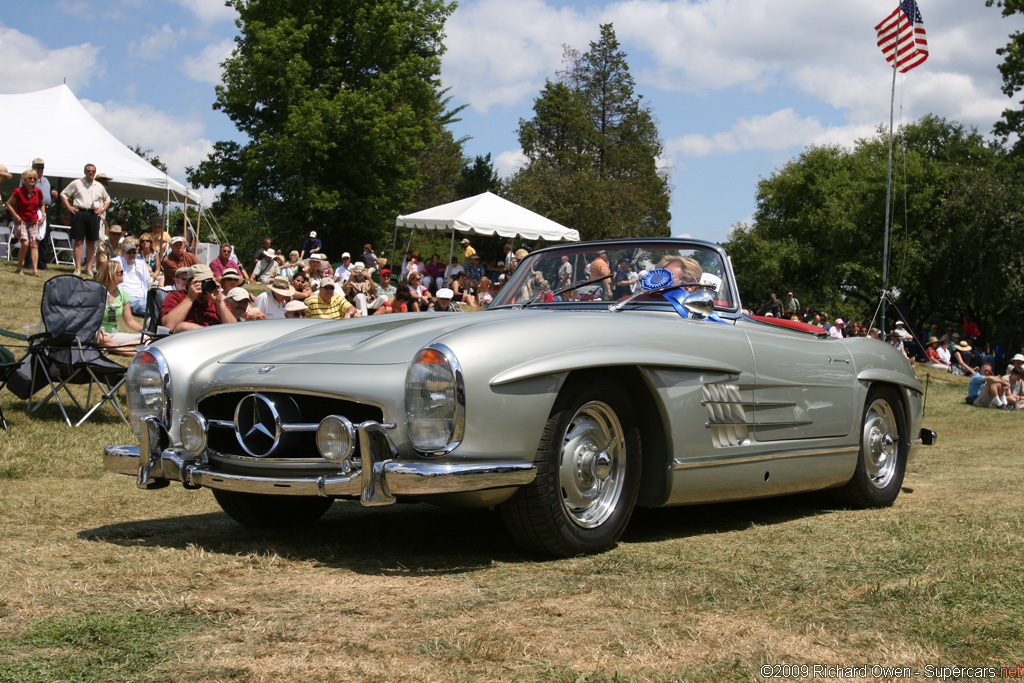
725, 115, 1024, 345
456, 153, 500, 198
188, 0, 456, 253
107, 146, 164, 234
508, 24, 671, 241
987, 0, 1024, 154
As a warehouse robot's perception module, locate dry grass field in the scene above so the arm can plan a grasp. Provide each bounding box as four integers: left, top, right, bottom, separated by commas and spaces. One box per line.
1, 265, 1022, 682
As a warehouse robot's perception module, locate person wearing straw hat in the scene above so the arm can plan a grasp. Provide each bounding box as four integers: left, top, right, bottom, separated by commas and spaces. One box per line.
0, 164, 12, 200
923, 336, 950, 371
253, 275, 296, 320
951, 340, 975, 376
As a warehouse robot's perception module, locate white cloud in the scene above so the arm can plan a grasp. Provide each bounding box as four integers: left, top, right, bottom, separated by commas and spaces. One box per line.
665, 108, 875, 158
129, 24, 187, 60
443, 0, 595, 112
174, 0, 237, 24
183, 38, 235, 85
80, 98, 208, 182
0, 24, 101, 92
494, 148, 528, 177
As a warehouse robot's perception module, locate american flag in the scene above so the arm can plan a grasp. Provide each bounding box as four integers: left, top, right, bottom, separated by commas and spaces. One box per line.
875, 0, 929, 73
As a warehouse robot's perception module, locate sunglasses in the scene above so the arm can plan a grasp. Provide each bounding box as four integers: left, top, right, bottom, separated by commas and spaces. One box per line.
140, 239, 151, 244
321, 286, 335, 291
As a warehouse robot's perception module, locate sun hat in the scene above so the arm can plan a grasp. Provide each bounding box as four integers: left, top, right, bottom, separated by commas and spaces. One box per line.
95, 173, 112, 183
0, 164, 12, 181
268, 275, 296, 298
263, 249, 276, 259
436, 288, 454, 299
926, 336, 941, 346
352, 261, 365, 272
956, 341, 972, 352
108, 224, 123, 234
1011, 353, 1024, 363
225, 287, 252, 302
220, 267, 241, 280
190, 264, 216, 281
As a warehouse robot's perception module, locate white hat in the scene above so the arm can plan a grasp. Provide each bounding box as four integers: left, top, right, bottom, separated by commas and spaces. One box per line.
319, 277, 336, 288
285, 300, 308, 312
352, 261, 366, 272
895, 321, 905, 326
263, 249, 276, 259
436, 288, 454, 299
169, 236, 185, 245
1012, 353, 1024, 363
309, 231, 317, 238
309, 253, 325, 261
268, 275, 296, 297
226, 287, 252, 302
835, 318, 844, 325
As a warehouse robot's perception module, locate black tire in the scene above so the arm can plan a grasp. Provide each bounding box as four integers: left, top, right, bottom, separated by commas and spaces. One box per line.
500, 377, 642, 557
833, 386, 908, 508
212, 489, 334, 528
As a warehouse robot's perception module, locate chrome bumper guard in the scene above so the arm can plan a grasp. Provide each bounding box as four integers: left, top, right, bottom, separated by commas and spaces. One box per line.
104, 417, 535, 505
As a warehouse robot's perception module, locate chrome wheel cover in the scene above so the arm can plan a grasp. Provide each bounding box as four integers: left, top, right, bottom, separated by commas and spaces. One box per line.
862, 397, 900, 490
558, 401, 626, 528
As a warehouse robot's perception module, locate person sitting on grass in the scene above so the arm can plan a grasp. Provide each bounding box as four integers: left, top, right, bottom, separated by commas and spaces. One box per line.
94, 260, 144, 356
924, 337, 951, 371
966, 364, 1018, 410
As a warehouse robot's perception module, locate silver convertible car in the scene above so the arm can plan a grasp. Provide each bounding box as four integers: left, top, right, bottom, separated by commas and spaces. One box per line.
104, 238, 935, 557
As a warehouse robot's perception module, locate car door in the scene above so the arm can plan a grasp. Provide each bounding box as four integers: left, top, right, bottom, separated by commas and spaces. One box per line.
746, 327, 857, 442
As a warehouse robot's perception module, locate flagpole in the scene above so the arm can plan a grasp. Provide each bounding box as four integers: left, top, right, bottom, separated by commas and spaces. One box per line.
880, 5, 902, 337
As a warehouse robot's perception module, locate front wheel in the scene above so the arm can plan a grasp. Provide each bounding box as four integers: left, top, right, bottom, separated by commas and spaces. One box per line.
500, 378, 642, 557
212, 489, 334, 528
833, 386, 908, 508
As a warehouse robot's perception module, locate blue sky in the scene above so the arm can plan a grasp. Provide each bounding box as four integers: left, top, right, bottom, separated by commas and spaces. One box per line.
1, 0, 1020, 243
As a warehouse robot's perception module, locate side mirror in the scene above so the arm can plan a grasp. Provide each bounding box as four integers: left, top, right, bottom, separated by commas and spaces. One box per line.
683, 290, 715, 319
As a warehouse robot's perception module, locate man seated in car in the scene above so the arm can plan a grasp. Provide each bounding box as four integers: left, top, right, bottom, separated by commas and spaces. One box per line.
160, 263, 237, 333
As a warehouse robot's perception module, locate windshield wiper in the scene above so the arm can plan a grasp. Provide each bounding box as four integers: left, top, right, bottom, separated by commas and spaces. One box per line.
521, 274, 614, 308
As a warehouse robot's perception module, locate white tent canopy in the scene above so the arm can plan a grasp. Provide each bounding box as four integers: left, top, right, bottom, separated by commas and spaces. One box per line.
0, 85, 202, 204
396, 192, 580, 242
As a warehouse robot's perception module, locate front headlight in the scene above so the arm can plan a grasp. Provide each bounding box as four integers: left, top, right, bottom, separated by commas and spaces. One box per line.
126, 349, 170, 439
405, 344, 465, 455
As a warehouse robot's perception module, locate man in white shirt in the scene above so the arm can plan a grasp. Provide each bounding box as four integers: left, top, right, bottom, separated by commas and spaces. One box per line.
113, 237, 153, 315
60, 163, 110, 276
333, 252, 352, 284
252, 276, 295, 320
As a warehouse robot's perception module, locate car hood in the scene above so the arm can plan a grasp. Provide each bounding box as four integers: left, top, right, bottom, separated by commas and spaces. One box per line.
219, 313, 498, 366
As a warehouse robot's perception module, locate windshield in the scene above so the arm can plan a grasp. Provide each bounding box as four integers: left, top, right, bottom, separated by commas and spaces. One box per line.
490, 240, 737, 311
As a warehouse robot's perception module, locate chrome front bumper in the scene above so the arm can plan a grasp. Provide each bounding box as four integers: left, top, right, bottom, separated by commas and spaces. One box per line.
104, 418, 536, 506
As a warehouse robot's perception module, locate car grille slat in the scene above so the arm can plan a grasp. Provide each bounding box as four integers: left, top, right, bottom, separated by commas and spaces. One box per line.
197, 391, 384, 461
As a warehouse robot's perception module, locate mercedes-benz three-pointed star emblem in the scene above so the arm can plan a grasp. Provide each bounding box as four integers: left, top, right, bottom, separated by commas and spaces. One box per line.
234, 393, 281, 457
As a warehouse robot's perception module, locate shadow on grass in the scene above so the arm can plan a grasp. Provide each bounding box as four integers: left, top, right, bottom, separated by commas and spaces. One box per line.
79, 489, 844, 572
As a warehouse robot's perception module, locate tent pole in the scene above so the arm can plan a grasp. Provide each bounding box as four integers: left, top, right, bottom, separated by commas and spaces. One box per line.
389, 224, 398, 278
447, 230, 456, 285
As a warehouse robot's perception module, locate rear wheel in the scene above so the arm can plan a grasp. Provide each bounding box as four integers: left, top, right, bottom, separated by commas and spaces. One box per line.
500, 378, 642, 557
212, 489, 334, 528
834, 386, 907, 508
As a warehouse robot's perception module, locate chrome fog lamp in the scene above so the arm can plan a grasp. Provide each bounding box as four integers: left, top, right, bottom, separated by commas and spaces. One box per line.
180, 411, 208, 455
317, 415, 356, 462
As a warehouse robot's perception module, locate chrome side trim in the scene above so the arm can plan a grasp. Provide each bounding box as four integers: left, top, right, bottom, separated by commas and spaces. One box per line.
673, 446, 857, 470
704, 420, 814, 428
701, 400, 796, 408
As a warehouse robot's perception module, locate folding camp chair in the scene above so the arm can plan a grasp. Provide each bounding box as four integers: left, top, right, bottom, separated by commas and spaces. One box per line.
0, 330, 26, 430
24, 275, 128, 427
48, 225, 75, 266
141, 287, 171, 339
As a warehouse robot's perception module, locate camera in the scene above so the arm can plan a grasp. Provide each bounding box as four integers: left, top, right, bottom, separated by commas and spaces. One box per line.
202, 279, 218, 294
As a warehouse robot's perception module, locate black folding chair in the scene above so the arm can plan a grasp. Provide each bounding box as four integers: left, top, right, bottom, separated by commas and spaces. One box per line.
24, 275, 129, 427
141, 287, 171, 340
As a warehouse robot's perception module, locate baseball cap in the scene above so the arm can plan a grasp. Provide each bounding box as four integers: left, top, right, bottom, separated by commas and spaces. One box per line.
108, 225, 123, 234
175, 266, 193, 279
190, 264, 215, 281
225, 287, 252, 302
341, 252, 351, 259
319, 277, 336, 289
309, 231, 317, 238
285, 300, 308, 312
352, 261, 365, 272
379, 268, 391, 275
169, 236, 185, 245
436, 288, 454, 299
32, 157, 45, 166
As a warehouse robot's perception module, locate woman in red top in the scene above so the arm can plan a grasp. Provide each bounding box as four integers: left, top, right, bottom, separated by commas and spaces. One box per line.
5, 168, 45, 276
